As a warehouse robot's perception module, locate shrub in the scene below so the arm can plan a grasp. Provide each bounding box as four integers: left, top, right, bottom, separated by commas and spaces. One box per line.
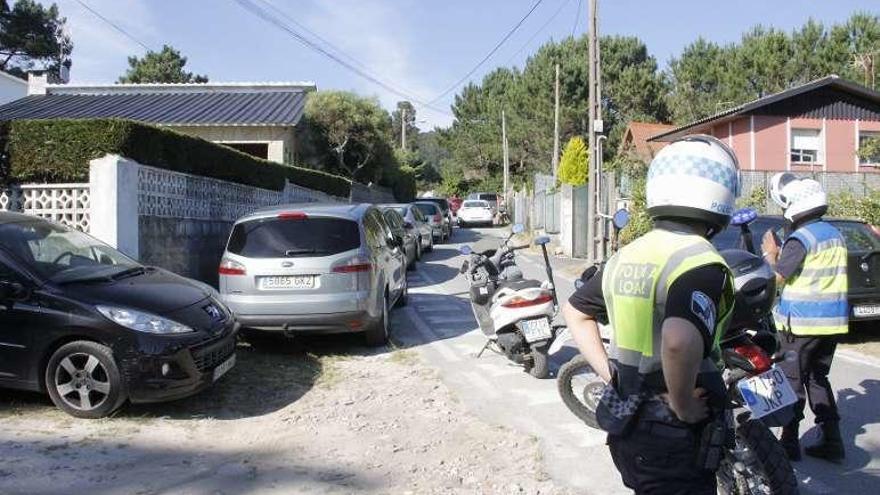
618, 175, 653, 246
829, 190, 880, 225
2, 118, 352, 198
558, 136, 589, 186
737, 185, 767, 213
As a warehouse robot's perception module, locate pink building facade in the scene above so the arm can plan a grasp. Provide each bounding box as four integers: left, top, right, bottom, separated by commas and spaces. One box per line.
651, 76, 880, 174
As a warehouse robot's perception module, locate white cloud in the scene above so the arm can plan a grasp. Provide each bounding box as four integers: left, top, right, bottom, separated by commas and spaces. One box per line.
302, 0, 452, 128
61, 0, 158, 83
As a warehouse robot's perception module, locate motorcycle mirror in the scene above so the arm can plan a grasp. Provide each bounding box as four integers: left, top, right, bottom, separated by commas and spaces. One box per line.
730, 208, 758, 227
534, 236, 551, 246
511, 223, 524, 234
459, 245, 472, 255
612, 208, 630, 230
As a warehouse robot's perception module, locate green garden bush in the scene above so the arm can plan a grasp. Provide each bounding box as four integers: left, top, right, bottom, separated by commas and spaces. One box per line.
1, 118, 352, 198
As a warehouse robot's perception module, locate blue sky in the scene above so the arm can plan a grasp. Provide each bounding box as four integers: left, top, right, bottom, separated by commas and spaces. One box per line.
61, 0, 877, 128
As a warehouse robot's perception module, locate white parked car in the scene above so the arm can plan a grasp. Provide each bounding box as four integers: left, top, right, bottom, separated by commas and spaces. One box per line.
457, 200, 494, 228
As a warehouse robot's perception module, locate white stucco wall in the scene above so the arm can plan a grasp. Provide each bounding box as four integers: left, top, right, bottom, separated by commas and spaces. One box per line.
169, 125, 296, 164
0, 71, 27, 104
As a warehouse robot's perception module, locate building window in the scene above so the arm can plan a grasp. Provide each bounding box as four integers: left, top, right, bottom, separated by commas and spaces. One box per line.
222, 142, 269, 159
858, 131, 880, 166
790, 128, 822, 165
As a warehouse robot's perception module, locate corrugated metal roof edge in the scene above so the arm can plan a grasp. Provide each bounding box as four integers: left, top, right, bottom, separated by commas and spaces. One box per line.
648, 75, 880, 142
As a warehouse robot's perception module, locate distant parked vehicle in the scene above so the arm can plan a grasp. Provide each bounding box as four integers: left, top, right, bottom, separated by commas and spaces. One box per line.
384, 203, 433, 254
413, 201, 449, 243
416, 197, 453, 240
467, 192, 499, 215
379, 206, 419, 270
0, 212, 238, 419
712, 214, 880, 324
219, 204, 407, 346
457, 200, 494, 228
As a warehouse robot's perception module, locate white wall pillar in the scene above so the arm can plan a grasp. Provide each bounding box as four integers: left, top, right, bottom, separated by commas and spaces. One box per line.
89, 154, 140, 259
560, 184, 574, 257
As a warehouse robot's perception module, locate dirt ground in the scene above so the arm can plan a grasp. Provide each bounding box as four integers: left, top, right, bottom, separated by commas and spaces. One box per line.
0, 337, 573, 495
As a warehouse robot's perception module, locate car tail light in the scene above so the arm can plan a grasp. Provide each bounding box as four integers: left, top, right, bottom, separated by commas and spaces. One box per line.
734, 344, 773, 374
332, 256, 373, 273
278, 211, 308, 220
502, 292, 554, 309
433, 214, 442, 222
219, 258, 246, 276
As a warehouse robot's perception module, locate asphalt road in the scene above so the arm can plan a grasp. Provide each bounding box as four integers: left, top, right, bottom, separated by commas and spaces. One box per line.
392, 225, 880, 494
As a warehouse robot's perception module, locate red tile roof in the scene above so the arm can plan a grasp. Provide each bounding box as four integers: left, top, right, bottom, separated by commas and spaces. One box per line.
619, 121, 676, 162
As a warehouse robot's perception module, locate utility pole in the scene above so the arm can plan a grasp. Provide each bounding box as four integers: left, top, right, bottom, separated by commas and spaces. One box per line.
552, 63, 561, 182
400, 106, 407, 151
502, 110, 510, 199
586, 0, 604, 263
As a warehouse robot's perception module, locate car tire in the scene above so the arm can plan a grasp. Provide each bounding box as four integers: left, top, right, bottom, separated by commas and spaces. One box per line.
45, 341, 127, 419
396, 276, 408, 308
415, 238, 422, 261
365, 292, 390, 347
426, 235, 434, 252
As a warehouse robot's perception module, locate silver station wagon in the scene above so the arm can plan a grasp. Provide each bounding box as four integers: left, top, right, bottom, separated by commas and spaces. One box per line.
218, 204, 407, 346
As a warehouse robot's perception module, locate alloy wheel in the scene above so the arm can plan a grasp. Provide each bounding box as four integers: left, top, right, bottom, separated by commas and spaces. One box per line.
54, 352, 111, 411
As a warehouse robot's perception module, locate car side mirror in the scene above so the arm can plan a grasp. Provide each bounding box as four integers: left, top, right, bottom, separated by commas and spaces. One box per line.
0, 281, 26, 301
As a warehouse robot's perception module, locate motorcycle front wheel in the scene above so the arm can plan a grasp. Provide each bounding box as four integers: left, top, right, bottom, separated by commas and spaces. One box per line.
556, 354, 603, 428
717, 419, 799, 495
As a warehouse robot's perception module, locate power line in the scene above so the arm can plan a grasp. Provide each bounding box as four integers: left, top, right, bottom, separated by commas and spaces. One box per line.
572, 0, 583, 36
73, 0, 153, 52
428, 0, 545, 104
232, 0, 452, 117
504, 0, 572, 66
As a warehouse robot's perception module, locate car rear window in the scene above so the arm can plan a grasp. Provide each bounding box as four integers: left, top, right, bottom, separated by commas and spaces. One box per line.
463, 200, 488, 208
226, 216, 360, 258
832, 222, 880, 252
479, 194, 498, 202
414, 203, 439, 216
393, 207, 407, 217
421, 198, 449, 211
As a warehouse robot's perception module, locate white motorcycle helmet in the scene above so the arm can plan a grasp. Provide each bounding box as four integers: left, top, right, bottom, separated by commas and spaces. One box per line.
646, 134, 741, 234
768, 172, 798, 210
775, 177, 828, 223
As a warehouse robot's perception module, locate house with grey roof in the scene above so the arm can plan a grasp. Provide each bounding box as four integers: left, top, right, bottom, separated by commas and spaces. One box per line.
0, 74, 316, 164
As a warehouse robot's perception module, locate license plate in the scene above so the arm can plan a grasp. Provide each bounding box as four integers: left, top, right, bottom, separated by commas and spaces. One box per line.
853, 304, 880, 318
519, 318, 552, 343
737, 366, 797, 419
260, 275, 315, 290
212, 354, 236, 382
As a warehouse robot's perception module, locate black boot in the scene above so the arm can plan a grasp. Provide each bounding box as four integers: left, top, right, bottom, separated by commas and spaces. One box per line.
780, 422, 802, 461
804, 421, 845, 463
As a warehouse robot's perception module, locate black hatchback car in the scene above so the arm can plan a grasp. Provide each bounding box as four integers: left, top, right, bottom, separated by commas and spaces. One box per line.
713, 215, 880, 324
0, 212, 238, 418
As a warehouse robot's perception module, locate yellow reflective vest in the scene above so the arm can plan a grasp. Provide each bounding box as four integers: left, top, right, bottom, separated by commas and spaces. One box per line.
602, 229, 735, 397
774, 221, 849, 336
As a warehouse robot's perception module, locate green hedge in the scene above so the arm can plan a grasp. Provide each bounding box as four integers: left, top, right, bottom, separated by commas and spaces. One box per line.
2, 118, 352, 198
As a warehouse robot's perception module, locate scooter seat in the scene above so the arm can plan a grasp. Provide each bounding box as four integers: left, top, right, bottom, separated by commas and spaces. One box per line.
499, 279, 542, 291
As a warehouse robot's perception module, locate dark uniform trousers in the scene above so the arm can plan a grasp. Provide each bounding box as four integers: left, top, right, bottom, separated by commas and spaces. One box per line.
779, 335, 840, 423
608, 428, 716, 495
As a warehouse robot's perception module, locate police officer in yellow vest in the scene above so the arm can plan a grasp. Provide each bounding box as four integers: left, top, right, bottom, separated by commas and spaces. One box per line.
564, 135, 739, 494
763, 173, 848, 463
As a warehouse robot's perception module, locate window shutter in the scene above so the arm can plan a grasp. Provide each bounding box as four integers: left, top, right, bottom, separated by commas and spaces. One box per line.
791, 129, 820, 150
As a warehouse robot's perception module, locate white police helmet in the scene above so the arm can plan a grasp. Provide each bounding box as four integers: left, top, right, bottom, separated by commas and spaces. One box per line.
646, 134, 741, 233
769, 172, 798, 210
781, 178, 827, 223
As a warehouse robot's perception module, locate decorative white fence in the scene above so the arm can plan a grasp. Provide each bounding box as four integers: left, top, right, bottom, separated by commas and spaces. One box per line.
0, 183, 91, 231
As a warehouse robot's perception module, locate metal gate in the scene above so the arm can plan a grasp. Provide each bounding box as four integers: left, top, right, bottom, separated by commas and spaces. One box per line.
573, 184, 589, 257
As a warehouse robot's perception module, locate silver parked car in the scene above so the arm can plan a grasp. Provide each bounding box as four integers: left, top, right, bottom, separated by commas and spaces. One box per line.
219, 204, 407, 346
384, 203, 433, 253
413, 201, 447, 243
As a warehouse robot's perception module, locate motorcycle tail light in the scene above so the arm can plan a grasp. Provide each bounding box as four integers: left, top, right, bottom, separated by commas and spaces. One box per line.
502, 292, 553, 308
734, 344, 773, 374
